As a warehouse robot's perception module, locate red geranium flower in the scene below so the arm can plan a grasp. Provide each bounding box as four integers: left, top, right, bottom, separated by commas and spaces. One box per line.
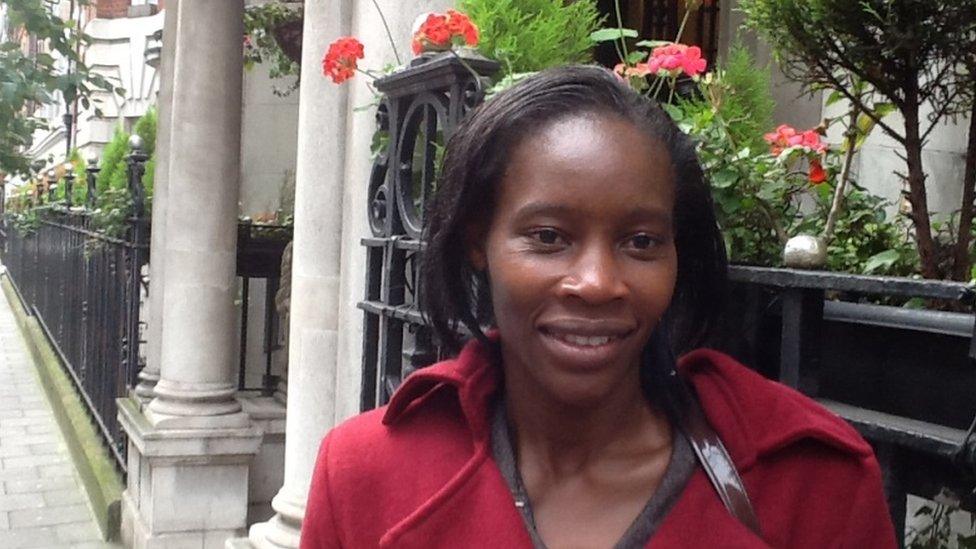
322, 37, 365, 84
808, 158, 828, 184
446, 10, 479, 47
412, 13, 451, 55
412, 10, 479, 55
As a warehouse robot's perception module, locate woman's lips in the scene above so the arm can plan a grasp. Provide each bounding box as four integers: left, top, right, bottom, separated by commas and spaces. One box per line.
537, 326, 634, 371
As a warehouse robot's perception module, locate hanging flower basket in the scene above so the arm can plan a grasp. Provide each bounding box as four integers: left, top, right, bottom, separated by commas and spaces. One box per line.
272, 17, 303, 65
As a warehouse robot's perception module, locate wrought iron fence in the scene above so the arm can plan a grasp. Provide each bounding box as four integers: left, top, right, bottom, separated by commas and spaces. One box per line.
2, 204, 148, 470
359, 54, 976, 543
237, 222, 291, 394
0, 147, 290, 471
359, 52, 499, 408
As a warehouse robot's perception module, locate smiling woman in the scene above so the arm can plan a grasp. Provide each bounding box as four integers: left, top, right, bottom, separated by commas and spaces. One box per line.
299, 66, 898, 549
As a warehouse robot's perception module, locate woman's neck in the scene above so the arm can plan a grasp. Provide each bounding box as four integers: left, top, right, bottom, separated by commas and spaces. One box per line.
502, 366, 672, 475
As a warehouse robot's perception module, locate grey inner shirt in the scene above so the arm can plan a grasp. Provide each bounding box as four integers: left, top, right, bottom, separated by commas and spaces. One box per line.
490, 399, 697, 549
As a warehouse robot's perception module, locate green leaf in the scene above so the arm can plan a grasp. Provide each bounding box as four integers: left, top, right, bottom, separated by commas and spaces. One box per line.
625, 50, 648, 64
872, 102, 896, 118
635, 40, 670, 48
589, 28, 638, 42
863, 249, 900, 273
825, 90, 845, 107
711, 169, 738, 189
661, 103, 684, 121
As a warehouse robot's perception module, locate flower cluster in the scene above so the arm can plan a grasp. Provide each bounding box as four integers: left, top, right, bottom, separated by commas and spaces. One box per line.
613, 42, 707, 87
647, 43, 707, 78
763, 124, 827, 156
322, 37, 365, 84
764, 124, 829, 184
411, 10, 479, 55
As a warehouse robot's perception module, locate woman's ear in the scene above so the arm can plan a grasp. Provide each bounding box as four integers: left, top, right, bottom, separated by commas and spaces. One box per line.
464, 222, 488, 271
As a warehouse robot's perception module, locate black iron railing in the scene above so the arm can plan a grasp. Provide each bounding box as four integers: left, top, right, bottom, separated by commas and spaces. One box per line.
2, 205, 148, 470
0, 170, 290, 471
359, 52, 499, 408
723, 266, 976, 541
237, 221, 291, 394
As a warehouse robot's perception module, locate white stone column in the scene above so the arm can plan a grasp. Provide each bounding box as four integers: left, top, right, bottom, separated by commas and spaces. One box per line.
119, 2, 262, 548
145, 0, 249, 428
136, 0, 178, 403
246, 1, 354, 547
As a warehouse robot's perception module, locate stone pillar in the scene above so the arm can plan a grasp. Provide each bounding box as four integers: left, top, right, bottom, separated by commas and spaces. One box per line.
136, 0, 178, 403
245, 1, 354, 547
119, 2, 262, 548
145, 0, 248, 428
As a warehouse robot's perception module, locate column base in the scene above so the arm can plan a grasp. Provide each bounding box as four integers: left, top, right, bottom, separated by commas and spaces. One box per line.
132, 369, 160, 408
246, 485, 306, 549
146, 378, 248, 428
118, 397, 263, 549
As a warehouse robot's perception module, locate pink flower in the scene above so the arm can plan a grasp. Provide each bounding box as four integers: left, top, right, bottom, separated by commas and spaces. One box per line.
764, 124, 826, 156
647, 43, 707, 78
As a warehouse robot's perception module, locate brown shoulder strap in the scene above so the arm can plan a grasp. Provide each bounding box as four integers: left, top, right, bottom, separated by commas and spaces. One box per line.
680, 394, 763, 538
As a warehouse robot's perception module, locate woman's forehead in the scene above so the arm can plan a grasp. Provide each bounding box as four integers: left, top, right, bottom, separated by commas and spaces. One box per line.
494, 115, 675, 219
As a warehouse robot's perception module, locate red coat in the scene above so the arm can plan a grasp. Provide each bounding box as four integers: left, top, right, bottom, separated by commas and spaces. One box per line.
301, 339, 897, 548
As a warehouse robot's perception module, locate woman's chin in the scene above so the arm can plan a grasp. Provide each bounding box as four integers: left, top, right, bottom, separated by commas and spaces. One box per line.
537, 370, 635, 410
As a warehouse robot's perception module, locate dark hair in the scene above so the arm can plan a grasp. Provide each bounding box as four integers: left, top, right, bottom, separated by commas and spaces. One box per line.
421, 64, 727, 367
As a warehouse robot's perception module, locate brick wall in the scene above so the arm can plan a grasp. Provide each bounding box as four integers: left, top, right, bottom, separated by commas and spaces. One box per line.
95, 0, 131, 19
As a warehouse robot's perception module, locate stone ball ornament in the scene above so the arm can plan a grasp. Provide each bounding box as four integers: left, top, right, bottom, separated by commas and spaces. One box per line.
127, 134, 144, 152
783, 234, 828, 269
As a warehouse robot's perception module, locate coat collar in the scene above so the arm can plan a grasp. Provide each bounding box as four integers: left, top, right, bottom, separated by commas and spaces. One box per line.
383, 333, 501, 443
376, 338, 869, 547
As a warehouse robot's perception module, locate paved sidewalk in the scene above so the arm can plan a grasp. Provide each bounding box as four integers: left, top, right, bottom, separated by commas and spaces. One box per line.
0, 280, 121, 548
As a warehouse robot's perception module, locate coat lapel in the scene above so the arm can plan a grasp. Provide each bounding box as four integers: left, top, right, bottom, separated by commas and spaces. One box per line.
379, 447, 533, 548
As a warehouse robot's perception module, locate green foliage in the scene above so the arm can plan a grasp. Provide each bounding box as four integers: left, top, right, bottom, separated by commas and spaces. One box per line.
133, 106, 157, 157
738, 0, 975, 110
244, 2, 302, 96
739, 0, 976, 279
907, 500, 976, 549
96, 126, 129, 194
0, 0, 119, 177
459, 0, 604, 77
143, 155, 155, 200
664, 66, 917, 275
803, 185, 917, 276
714, 42, 775, 153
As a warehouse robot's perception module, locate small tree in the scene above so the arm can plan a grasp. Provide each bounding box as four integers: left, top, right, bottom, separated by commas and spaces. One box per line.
0, 0, 118, 178
459, 0, 604, 77
741, 0, 976, 279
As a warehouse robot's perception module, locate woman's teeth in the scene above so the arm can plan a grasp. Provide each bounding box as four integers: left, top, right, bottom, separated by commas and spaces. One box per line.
553, 333, 614, 347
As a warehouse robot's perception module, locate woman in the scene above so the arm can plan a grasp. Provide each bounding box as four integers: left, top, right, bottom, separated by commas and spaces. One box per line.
300, 65, 897, 548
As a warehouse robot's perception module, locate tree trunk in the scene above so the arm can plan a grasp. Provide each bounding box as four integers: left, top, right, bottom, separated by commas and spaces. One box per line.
902, 98, 939, 279
951, 99, 976, 281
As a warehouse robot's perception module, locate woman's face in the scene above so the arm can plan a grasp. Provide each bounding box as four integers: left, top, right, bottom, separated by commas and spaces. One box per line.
470, 113, 678, 406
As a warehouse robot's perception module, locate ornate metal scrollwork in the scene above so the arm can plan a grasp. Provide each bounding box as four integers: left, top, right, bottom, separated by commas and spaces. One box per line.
359, 52, 499, 410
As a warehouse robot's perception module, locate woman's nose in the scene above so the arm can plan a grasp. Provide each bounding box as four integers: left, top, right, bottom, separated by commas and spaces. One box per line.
557, 244, 627, 304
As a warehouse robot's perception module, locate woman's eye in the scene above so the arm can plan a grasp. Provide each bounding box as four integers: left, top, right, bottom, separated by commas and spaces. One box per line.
630, 234, 655, 250
529, 228, 563, 246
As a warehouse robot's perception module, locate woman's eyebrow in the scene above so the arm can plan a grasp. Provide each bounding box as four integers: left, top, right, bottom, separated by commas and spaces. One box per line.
619, 206, 673, 225
511, 202, 672, 224
511, 202, 574, 221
